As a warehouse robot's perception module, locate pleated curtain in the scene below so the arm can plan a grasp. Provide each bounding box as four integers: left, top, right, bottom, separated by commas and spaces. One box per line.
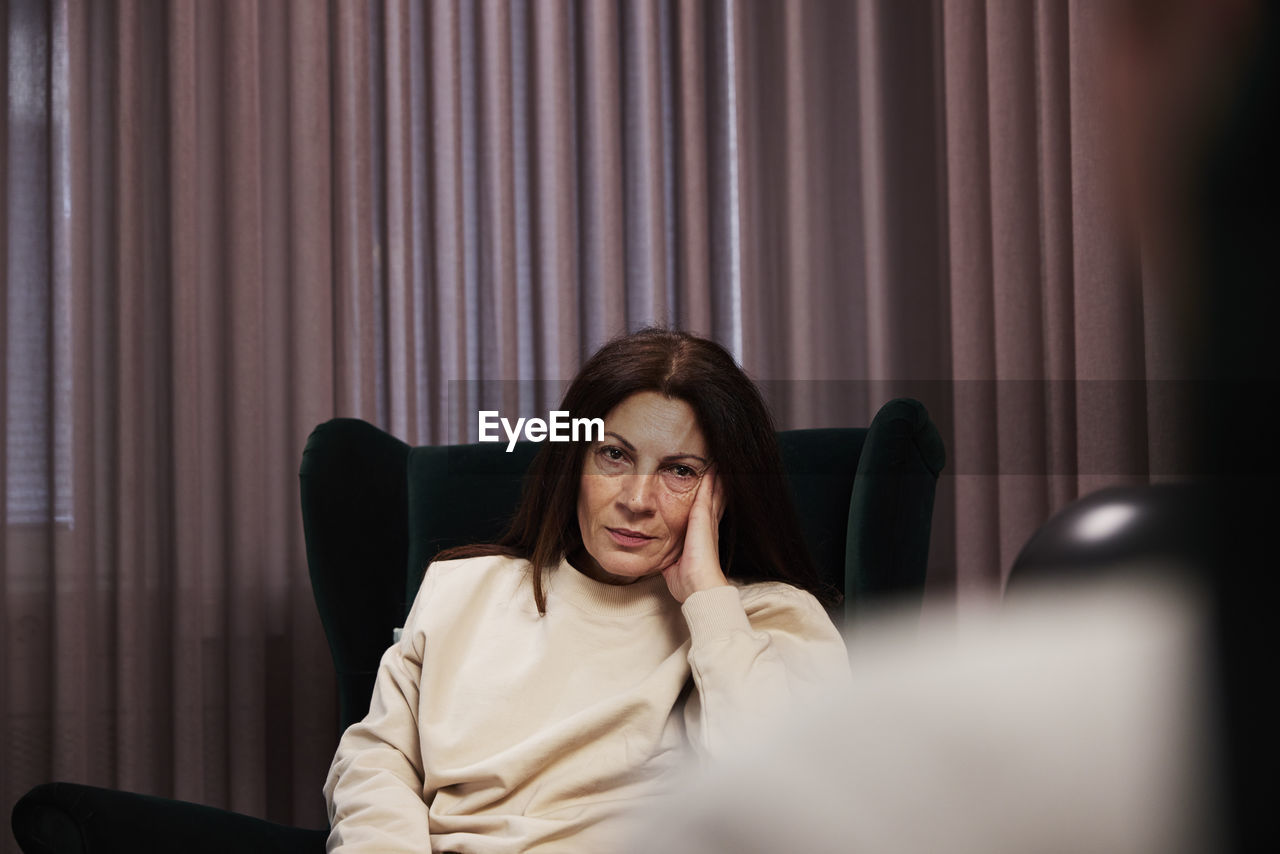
1, 0, 1186, 840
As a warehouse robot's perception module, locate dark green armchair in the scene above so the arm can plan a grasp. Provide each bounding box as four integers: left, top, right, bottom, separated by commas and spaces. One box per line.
12, 399, 944, 853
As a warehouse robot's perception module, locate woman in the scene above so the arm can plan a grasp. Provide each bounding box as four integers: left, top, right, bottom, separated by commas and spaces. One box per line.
323, 328, 852, 853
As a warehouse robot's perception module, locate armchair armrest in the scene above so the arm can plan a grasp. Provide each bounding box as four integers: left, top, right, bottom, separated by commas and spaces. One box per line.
11, 782, 326, 854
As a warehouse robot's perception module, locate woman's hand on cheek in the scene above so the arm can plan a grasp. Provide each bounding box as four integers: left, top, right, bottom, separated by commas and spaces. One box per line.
661, 468, 730, 604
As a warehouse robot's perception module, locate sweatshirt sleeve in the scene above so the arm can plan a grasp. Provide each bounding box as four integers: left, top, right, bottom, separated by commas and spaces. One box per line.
681, 583, 851, 758
322, 573, 435, 853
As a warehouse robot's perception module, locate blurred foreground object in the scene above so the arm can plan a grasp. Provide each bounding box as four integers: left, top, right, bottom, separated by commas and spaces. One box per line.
628, 575, 1219, 854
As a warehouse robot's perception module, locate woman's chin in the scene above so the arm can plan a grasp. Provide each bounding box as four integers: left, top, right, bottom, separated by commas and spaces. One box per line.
572, 541, 672, 584
594, 552, 666, 584
596, 560, 656, 584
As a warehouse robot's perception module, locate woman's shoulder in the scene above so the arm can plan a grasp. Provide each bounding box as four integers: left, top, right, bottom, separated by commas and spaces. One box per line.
403, 552, 533, 628
424, 551, 531, 588
731, 580, 833, 627
732, 578, 819, 604
728, 582, 848, 667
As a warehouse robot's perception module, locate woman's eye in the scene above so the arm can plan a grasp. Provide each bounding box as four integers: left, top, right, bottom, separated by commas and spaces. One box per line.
660, 464, 700, 494
596, 446, 628, 469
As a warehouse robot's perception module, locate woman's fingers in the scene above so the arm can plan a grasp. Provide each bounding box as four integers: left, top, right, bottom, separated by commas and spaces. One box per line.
698, 470, 722, 549
710, 467, 724, 524
694, 469, 718, 536
693, 466, 723, 530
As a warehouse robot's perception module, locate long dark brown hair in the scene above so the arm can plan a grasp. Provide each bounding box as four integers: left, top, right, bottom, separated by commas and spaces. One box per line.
437, 327, 838, 614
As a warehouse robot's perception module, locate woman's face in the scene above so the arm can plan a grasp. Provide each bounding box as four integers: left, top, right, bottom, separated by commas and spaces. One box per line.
574, 391, 711, 584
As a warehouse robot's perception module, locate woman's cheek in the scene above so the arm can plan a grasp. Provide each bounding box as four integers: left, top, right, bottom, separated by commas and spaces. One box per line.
662, 494, 696, 541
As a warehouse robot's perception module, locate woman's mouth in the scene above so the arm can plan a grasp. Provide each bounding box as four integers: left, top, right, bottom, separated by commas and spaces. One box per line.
607, 527, 654, 547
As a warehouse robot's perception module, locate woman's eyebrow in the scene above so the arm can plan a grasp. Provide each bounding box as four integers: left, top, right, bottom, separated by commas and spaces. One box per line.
603, 431, 636, 452
603, 432, 707, 465
662, 452, 709, 465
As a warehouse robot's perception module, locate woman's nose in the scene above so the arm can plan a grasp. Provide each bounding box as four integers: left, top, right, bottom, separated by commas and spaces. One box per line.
620, 473, 659, 512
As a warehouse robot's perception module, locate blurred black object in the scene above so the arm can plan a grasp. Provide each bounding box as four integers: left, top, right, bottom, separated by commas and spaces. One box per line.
1005, 484, 1211, 594
1193, 2, 1279, 852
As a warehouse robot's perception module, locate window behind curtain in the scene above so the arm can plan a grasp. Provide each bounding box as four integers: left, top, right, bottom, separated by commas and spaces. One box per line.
5, 0, 71, 527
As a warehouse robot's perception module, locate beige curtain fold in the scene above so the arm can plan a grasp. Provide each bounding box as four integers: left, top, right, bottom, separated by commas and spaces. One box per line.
2, 0, 1188, 846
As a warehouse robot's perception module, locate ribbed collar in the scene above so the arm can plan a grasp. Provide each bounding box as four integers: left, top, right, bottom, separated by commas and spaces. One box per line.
545, 554, 675, 617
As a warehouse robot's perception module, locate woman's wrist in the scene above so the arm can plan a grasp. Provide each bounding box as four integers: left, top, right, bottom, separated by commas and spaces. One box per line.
681, 584, 750, 645
662, 564, 729, 603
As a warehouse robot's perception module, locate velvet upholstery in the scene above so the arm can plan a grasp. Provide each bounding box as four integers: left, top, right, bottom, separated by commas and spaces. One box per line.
11, 783, 326, 854
12, 400, 944, 854
300, 419, 412, 735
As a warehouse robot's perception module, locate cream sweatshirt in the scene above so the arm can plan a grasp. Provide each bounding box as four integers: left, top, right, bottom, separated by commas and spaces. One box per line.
322, 554, 851, 853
